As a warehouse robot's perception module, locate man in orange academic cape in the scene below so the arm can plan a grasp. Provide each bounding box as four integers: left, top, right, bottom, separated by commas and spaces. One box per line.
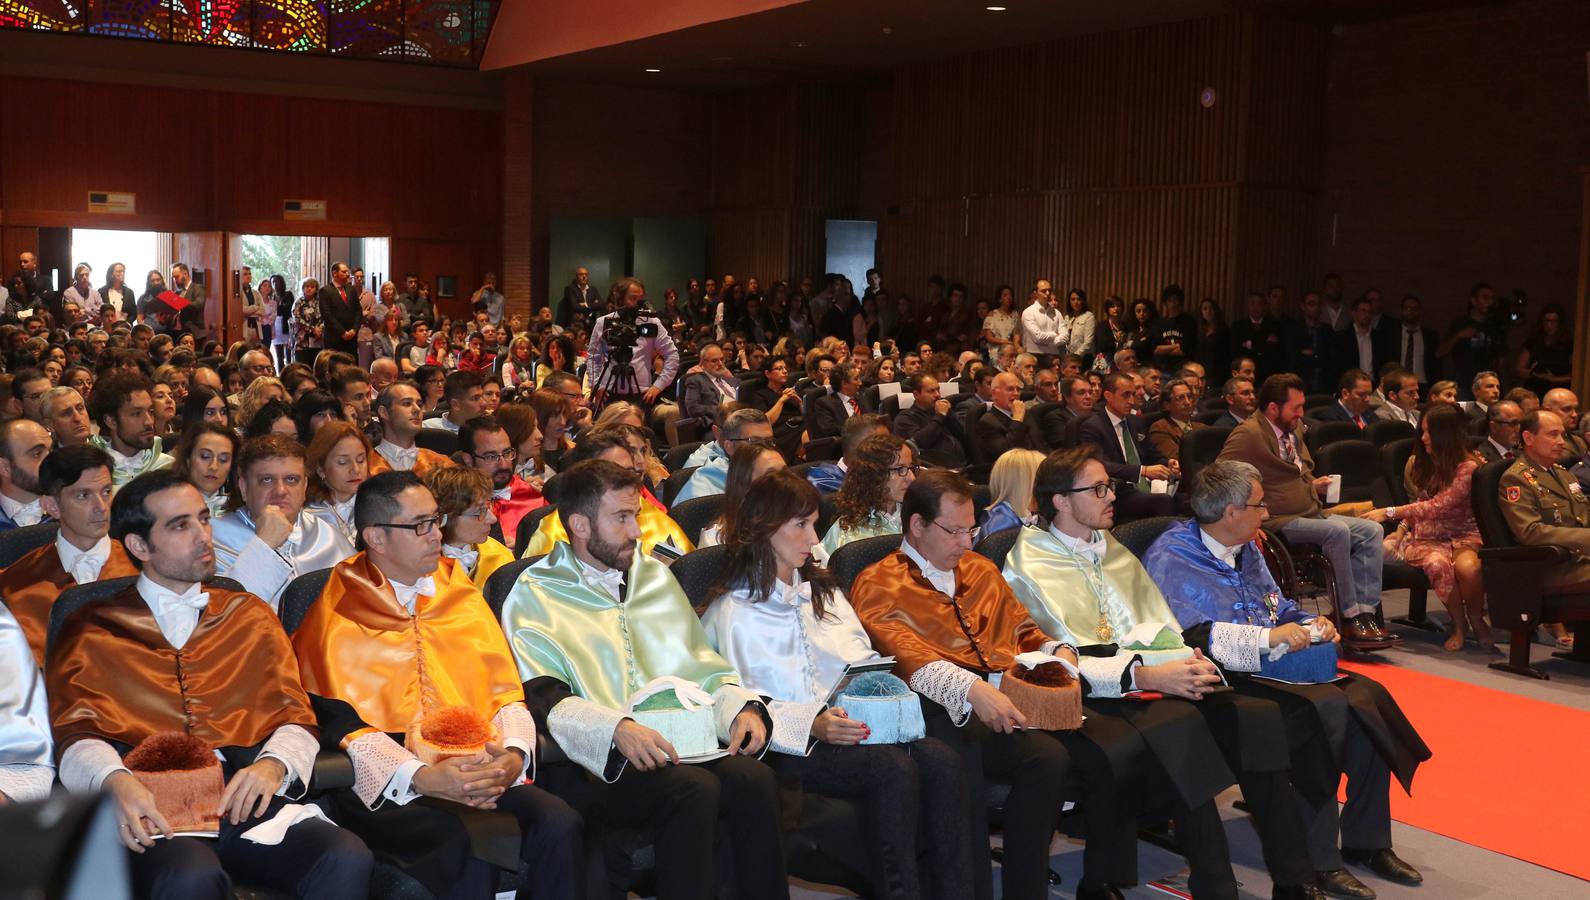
0, 445, 138, 665
49, 470, 371, 900
291, 470, 581, 898
368, 382, 452, 476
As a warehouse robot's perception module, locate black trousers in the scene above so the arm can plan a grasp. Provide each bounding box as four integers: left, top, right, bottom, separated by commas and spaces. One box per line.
128, 812, 372, 900
542, 755, 788, 900
768, 738, 974, 900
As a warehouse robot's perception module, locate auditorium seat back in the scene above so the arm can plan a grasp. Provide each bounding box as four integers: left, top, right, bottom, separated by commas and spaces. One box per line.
1023, 401, 1065, 451
1304, 420, 1362, 456
415, 427, 459, 456
484, 559, 539, 619
972, 526, 1022, 570
1313, 440, 1392, 506
828, 534, 904, 594
1365, 419, 1416, 447
669, 495, 725, 546
1381, 438, 1417, 506
514, 505, 558, 557
280, 568, 334, 635
860, 384, 883, 413
661, 466, 699, 506
1179, 425, 1232, 487
671, 545, 730, 609
47, 576, 245, 660
1111, 516, 1185, 561
0, 523, 59, 567
1470, 459, 1517, 548
663, 441, 704, 472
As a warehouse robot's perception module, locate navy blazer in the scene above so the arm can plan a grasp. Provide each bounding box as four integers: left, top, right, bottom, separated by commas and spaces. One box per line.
1310, 400, 1368, 429
1076, 409, 1166, 484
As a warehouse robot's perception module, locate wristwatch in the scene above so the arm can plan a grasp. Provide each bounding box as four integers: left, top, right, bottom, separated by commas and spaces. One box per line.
1384, 507, 1398, 520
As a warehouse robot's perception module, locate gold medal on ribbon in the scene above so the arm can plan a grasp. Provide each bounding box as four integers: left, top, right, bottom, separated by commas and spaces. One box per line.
1096, 613, 1113, 642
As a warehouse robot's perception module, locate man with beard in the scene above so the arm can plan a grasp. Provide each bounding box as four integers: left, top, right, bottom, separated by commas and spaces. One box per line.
369, 382, 451, 475
40, 387, 94, 448
210, 435, 355, 613
520, 429, 693, 560
499, 459, 789, 900
87, 372, 174, 486
0, 445, 138, 664
459, 415, 545, 546
50, 469, 372, 899
0, 418, 51, 529
291, 471, 582, 898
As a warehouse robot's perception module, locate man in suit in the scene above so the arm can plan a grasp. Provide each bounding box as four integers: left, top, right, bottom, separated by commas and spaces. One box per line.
892, 374, 967, 469
678, 342, 740, 426
1286, 291, 1336, 395
1542, 389, 1588, 458
1077, 371, 1176, 519
808, 362, 862, 440
1372, 369, 1421, 427
318, 261, 362, 354
1229, 292, 1285, 381
973, 372, 1031, 462
1312, 369, 1375, 431
1035, 374, 1095, 450
167, 262, 208, 337
1476, 400, 1522, 464
1468, 371, 1502, 432
1331, 297, 1390, 388
559, 266, 601, 327
1212, 375, 1256, 429
1147, 378, 1204, 462
1391, 295, 1440, 389
1217, 373, 1396, 646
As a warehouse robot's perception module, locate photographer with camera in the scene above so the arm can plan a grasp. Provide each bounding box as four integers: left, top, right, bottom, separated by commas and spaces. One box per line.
588, 276, 680, 409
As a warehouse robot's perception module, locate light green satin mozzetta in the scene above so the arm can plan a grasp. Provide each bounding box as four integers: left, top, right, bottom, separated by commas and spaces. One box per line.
818, 510, 901, 560
499, 541, 741, 710
1004, 526, 1182, 648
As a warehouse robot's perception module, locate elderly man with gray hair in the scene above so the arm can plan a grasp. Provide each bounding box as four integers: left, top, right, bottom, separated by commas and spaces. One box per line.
1141, 459, 1431, 896
39, 387, 93, 447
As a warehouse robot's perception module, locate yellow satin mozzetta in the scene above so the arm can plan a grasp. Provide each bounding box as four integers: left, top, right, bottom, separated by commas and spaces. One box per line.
519, 507, 696, 560
291, 553, 525, 738
470, 538, 517, 589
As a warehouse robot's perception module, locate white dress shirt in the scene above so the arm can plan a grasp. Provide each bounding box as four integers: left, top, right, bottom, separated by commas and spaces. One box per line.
57, 533, 112, 584
376, 439, 419, 470
1353, 327, 1375, 373
901, 538, 956, 598
1020, 303, 1064, 355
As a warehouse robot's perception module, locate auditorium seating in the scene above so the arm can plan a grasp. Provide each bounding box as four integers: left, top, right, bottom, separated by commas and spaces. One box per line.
1365, 419, 1416, 447
828, 534, 904, 593
514, 504, 558, 556
1378, 438, 1441, 633
1304, 420, 1362, 457
414, 427, 458, 456
1179, 425, 1232, 488
1313, 440, 1393, 506
668, 495, 724, 545
663, 440, 704, 471
1470, 458, 1590, 677
660, 466, 699, 506
0, 523, 58, 567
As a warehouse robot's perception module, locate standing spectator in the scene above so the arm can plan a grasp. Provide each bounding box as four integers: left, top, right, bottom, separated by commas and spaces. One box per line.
1331, 296, 1389, 387
1148, 285, 1196, 372
95, 262, 133, 325
471, 271, 505, 325
1229, 292, 1284, 380
11, 250, 43, 309
1059, 288, 1096, 359
1286, 291, 1335, 395
270, 273, 294, 368
168, 262, 206, 335
1393, 294, 1440, 388
587, 277, 679, 408
981, 285, 1019, 359
1192, 297, 1230, 381
1437, 282, 1502, 392
1514, 302, 1573, 397
292, 277, 324, 365
60, 264, 97, 322
396, 272, 432, 325
317, 261, 361, 354
1320, 273, 1348, 330
1020, 280, 1064, 357
559, 266, 599, 327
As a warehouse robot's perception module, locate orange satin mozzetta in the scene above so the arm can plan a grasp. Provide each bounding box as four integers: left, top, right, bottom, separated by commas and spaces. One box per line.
291, 553, 524, 741
849, 550, 1050, 682
2, 539, 138, 666
48, 587, 318, 757
368, 447, 454, 478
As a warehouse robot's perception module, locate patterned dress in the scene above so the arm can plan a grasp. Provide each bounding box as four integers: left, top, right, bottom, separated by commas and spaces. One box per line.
1389, 458, 1482, 598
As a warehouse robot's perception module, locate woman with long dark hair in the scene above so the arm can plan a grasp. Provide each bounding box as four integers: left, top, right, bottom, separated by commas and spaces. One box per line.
535, 332, 577, 388
701, 469, 972, 900
96, 262, 132, 325
179, 385, 230, 435
136, 269, 166, 322
820, 433, 914, 560
698, 441, 786, 548
1091, 295, 1127, 362
1193, 297, 1230, 380
1514, 301, 1573, 396
171, 421, 240, 518
1384, 405, 1490, 651
1060, 288, 1095, 359
270, 273, 294, 369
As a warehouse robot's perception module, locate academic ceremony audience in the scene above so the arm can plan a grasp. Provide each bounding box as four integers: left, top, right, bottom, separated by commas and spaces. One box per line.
2, 248, 1580, 900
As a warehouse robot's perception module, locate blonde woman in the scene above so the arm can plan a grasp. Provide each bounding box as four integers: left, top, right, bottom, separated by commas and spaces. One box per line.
233, 376, 287, 432
980, 448, 1045, 534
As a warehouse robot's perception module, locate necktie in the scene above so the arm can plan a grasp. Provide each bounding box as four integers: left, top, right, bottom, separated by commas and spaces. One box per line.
1120, 421, 1147, 491
1404, 329, 1415, 368
1354, 414, 1364, 429
1505, 450, 1515, 461
338, 285, 347, 303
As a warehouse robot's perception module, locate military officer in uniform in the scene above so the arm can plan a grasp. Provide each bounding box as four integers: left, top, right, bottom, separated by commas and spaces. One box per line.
1499, 409, 1590, 650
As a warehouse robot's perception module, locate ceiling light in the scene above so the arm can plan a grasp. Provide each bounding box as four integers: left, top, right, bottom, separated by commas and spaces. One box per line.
644, 68, 661, 73
986, 5, 1008, 10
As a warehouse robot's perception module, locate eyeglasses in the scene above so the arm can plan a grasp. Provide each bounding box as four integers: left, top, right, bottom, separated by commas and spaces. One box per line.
375, 515, 442, 536
1057, 480, 1120, 499
930, 520, 980, 540
449, 506, 495, 523
888, 464, 920, 478
1241, 501, 1269, 511
470, 448, 517, 464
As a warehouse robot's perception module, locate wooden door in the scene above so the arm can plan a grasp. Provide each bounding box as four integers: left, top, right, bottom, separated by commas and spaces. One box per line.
171, 231, 225, 343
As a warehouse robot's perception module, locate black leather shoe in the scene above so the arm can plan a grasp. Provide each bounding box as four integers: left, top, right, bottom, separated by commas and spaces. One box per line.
1316, 868, 1377, 898
1075, 885, 1125, 900
1344, 848, 1423, 884
1272, 885, 1328, 900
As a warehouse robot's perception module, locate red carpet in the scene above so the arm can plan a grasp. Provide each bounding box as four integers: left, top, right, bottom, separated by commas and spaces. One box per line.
1340, 659, 1590, 881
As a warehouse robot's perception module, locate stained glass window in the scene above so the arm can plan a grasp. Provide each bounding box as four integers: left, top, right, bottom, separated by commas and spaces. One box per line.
0, 0, 497, 65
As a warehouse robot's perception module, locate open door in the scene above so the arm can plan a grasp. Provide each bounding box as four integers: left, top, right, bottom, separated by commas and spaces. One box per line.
171, 232, 225, 344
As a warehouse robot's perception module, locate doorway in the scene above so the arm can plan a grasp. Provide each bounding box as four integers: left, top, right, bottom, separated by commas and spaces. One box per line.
824, 219, 877, 297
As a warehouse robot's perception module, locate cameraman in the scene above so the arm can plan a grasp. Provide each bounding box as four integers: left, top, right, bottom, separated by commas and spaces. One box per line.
588, 276, 680, 408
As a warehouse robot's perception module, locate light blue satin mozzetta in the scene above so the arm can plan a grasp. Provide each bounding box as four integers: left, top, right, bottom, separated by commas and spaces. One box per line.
672, 455, 729, 504
211, 507, 355, 586
0, 603, 52, 770
499, 541, 742, 710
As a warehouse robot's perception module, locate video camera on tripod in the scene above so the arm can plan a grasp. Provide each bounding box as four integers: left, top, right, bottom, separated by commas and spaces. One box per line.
602, 302, 661, 367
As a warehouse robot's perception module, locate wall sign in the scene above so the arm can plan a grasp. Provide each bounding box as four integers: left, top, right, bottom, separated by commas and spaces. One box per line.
87, 191, 136, 214
284, 199, 327, 221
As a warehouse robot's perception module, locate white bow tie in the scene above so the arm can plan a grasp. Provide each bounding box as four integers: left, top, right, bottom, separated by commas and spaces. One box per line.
389, 446, 418, 467
151, 585, 209, 618
774, 580, 812, 607
11, 500, 43, 526
584, 567, 624, 597
70, 551, 108, 584
446, 544, 479, 572
492, 487, 512, 501
392, 576, 436, 613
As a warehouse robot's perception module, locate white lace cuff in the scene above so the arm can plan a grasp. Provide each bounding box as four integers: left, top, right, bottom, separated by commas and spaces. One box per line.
547, 696, 627, 782
908, 661, 979, 726
1209, 622, 1266, 672
59, 738, 126, 794
347, 731, 418, 809
1077, 653, 1141, 699
767, 700, 825, 756
492, 702, 536, 782
260, 724, 317, 799
0, 764, 53, 803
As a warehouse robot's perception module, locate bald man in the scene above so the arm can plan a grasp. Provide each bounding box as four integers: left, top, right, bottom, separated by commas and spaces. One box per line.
1543, 389, 1586, 457
974, 372, 1032, 461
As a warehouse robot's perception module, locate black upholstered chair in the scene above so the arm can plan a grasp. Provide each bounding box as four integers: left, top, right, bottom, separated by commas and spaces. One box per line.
0, 523, 59, 567
1304, 420, 1363, 457
1313, 440, 1393, 506
1111, 516, 1185, 560
1364, 419, 1416, 448
1023, 401, 1065, 451
972, 526, 1022, 569
484, 558, 539, 619
662, 441, 705, 472
279, 568, 334, 635
880, 394, 904, 419
1304, 393, 1335, 412
828, 534, 903, 594
860, 383, 883, 413
1381, 438, 1416, 505
1193, 409, 1228, 426
670, 545, 730, 608
1471, 459, 1590, 677
1376, 438, 1439, 633
1178, 425, 1232, 488
817, 494, 837, 539
414, 427, 459, 456
669, 495, 725, 546
660, 466, 700, 507
514, 505, 558, 557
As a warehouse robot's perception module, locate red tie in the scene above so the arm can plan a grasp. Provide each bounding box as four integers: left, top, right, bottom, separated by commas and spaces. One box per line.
1354, 415, 1364, 429
338, 285, 347, 303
